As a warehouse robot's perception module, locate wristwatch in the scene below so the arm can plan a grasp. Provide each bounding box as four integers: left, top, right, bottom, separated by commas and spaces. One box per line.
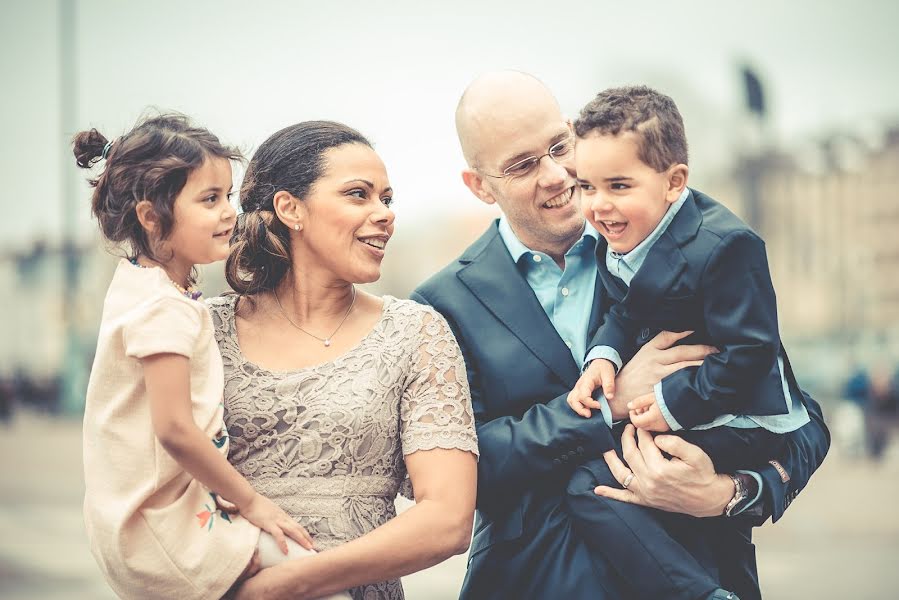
724, 473, 748, 517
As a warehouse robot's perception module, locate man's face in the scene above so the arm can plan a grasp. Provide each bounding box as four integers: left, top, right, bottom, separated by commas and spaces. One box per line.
471, 100, 585, 253
575, 132, 678, 254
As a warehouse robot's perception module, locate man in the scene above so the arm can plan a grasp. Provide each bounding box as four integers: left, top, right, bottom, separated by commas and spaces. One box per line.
411, 71, 829, 599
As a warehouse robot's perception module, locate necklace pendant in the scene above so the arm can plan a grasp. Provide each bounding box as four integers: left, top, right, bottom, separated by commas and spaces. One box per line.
323, 339, 331, 347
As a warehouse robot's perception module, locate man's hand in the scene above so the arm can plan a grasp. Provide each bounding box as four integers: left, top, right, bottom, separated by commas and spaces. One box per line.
567, 359, 616, 417
594, 425, 734, 517
609, 331, 716, 420
628, 392, 670, 432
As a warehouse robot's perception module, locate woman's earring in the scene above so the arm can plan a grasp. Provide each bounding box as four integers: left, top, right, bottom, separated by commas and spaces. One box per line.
294, 224, 300, 231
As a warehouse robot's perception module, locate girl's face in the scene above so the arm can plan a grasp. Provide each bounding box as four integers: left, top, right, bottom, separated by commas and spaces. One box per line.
165, 157, 237, 269
296, 143, 395, 284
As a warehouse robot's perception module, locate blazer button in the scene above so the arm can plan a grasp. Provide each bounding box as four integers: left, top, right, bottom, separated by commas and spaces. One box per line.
553, 459, 561, 466
568, 450, 577, 457
640, 327, 651, 341
561, 454, 569, 462
577, 446, 584, 454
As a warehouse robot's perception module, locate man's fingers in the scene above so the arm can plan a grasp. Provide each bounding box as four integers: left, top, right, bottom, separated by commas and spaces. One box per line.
660, 344, 716, 365
601, 448, 632, 485
661, 359, 704, 378
654, 434, 707, 466
650, 330, 694, 350
593, 485, 640, 504
635, 426, 666, 466
627, 391, 655, 411
620, 424, 648, 475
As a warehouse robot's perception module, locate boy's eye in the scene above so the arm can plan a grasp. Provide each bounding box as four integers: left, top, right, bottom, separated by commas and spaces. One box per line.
205, 194, 218, 203
576, 181, 593, 191
381, 196, 394, 207
611, 183, 629, 191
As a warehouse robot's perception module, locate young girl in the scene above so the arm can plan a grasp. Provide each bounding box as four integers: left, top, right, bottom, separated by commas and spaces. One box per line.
75, 114, 350, 600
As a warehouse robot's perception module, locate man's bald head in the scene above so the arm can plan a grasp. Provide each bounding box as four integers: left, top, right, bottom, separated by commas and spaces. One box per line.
455, 71, 562, 168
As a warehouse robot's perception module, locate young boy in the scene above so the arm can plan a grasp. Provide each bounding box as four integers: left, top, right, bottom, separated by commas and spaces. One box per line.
564, 86, 811, 600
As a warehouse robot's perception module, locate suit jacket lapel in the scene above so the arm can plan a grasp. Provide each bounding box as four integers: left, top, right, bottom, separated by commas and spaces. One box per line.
629, 190, 702, 299
457, 226, 581, 388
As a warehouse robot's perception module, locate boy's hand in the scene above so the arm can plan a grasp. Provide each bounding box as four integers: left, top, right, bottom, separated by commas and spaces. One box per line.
241, 492, 314, 554
627, 392, 671, 432
567, 359, 616, 417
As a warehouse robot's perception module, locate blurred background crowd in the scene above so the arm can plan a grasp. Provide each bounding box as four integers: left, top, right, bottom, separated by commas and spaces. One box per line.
2, 1, 898, 598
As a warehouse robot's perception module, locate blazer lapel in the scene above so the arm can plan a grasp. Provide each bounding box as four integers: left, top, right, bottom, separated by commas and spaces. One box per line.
629, 190, 702, 299
457, 226, 580, 388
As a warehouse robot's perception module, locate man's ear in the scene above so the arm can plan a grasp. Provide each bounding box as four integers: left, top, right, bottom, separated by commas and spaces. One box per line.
273, 190, 303, 231
666, 164, 689, 203
134, 200, 159, 233
461, 168, 496, 206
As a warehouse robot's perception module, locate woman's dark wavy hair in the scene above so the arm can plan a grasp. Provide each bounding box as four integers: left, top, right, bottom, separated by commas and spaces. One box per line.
72, 112, 242, 265
226, 120, 371, 295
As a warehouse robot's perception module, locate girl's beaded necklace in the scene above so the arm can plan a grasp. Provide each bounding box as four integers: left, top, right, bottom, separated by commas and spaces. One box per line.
129, 257, 203, 301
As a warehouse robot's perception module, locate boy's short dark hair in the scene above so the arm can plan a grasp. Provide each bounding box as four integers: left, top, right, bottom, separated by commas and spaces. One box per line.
574, 85, 688, 172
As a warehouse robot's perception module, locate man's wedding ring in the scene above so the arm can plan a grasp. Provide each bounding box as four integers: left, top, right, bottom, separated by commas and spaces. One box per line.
622, 472, 635, 489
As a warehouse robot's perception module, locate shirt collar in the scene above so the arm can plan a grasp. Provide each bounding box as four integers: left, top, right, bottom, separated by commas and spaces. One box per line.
609, 187, 690, 274
498, 217, 599, 264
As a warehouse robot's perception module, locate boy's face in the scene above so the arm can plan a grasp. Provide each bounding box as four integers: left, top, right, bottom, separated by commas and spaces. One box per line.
575, 131, 686, 254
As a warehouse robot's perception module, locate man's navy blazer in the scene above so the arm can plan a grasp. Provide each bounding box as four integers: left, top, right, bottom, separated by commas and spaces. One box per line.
412, 217, 830, 599
591, 188, 796, 429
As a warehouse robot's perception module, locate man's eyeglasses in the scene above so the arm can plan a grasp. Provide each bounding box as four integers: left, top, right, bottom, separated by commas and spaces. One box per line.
482, 136, 574, 179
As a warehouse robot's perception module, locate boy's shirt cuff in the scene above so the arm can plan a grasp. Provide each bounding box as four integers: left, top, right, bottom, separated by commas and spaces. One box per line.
594, 392, 615, 429
733, 470, 764, 515
653, 382, 684, 431
584, 346, 623, 372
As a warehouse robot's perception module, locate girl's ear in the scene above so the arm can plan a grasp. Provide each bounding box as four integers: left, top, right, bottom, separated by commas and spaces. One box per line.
135, 200, 159, 233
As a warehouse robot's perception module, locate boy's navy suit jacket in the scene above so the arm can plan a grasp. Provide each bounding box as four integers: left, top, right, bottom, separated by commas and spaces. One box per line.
592, 188, 796, 430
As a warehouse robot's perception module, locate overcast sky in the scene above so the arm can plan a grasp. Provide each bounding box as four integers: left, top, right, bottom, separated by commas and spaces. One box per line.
2, 0, 897, 248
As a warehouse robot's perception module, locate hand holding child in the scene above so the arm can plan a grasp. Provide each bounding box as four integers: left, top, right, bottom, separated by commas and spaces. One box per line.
627, 392, 671, 432
567, 359, 617, 418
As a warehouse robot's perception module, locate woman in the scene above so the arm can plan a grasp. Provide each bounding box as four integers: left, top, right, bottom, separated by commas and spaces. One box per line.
207, 121, 479, 599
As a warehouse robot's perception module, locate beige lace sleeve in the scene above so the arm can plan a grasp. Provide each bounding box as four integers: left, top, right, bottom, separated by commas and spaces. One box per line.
400, 307, 479, 463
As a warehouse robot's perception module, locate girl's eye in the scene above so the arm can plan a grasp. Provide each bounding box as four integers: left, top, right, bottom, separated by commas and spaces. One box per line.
611, 183, 629, 191
348, 189, 366, 199
381, 196, 394, 207
205, 195, 218, 203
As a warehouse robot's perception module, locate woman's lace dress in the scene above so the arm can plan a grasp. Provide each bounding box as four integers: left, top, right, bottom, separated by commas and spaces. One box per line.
208, 295, 479, 599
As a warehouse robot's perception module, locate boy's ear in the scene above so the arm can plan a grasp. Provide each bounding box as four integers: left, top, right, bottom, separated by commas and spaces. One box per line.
134, 200, 159, 233
461, 168, 496, 206
665, 164, 689, 203
273, 190, 303, 231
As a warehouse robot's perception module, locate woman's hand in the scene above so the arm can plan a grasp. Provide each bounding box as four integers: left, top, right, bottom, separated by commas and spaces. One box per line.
594, 425, 734, 517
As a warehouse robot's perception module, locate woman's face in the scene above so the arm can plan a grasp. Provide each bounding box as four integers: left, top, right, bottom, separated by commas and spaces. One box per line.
297, 143, 395, 284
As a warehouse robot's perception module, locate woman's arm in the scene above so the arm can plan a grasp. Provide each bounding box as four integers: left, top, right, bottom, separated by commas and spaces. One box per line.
233, 447, 477, 600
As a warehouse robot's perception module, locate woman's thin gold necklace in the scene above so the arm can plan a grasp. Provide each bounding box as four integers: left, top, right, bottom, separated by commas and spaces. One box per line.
274, 286, 357, 347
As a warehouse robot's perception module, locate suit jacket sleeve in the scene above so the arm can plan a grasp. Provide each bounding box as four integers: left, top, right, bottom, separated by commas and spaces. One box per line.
411, 290, 616, 514
754, 389, 830, 524
660, 230, 781, 429
587, 297, 638, 367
